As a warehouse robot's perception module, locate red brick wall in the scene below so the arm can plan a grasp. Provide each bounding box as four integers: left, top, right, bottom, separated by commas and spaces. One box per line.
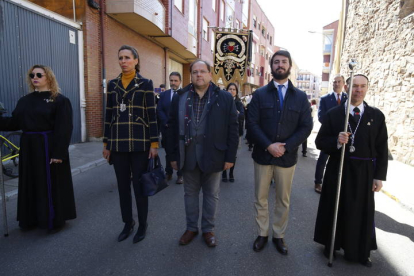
171, 0, 190, 49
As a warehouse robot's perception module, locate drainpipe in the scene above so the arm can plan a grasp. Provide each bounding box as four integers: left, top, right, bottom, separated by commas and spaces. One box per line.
198, 1, 203, 58
164, 47, 168, 86
99, 0, 106, 135
78, 30, 87, 142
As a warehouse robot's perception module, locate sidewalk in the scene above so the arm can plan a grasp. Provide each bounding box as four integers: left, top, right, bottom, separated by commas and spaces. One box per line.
2, 132, 414, 212
1, 142, 107, 200
308, 120, 414, 212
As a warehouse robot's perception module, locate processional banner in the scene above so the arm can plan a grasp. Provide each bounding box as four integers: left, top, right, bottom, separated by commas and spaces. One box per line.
213, 30, 251, 83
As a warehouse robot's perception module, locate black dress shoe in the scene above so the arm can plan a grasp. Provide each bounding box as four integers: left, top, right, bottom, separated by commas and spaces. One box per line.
133, 223, 148, 244
361, 258, 372, 267
272, 238, 288, 255
253, 236, 268, 252
118, 220, 135, 242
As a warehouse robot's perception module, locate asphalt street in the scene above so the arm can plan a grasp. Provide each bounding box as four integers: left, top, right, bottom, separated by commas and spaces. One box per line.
0, 140, 413, 276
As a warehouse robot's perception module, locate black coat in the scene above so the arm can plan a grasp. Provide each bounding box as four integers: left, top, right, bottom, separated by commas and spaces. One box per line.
103, 73, 158, 152
235, 99, 245, 136
314, 102, 388, 261
0, 92, 76, 228
247, 80, 313, 167
167, 83, 239, 173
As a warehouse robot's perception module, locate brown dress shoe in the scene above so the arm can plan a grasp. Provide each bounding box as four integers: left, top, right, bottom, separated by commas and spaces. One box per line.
202, 232, 217, 247
176, 176, 184, 184
272, 238, 288, 255
253, 236, 268, 252
179, 230, 198, 245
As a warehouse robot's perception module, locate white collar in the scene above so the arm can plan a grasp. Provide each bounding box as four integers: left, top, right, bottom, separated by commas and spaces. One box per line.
273, 80, 289, 88
345, 100, 365, 115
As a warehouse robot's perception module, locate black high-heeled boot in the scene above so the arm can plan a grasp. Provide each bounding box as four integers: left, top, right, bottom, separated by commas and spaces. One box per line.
118, 220, 135, 242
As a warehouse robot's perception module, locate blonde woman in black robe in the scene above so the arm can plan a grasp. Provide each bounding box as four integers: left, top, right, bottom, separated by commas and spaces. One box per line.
0, 65, 76, 231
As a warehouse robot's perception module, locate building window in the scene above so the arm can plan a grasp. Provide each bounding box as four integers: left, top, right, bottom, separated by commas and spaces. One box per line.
270, 36, 273, 45
220, 0, 225, 21
212, 0, 216, 11
175, 0, 183, 13
262, 26, 266, 36
188, 0, 198, 38
267, 32, 269, 40
253, 15, 257, 28
236, 19, 240, 30
323, 34, 333, 52
203, 17, 209, 41
258, 22, 260, 30
225, 8, 234, 28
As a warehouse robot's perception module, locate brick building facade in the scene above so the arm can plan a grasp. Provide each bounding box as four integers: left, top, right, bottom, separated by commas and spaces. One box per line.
26, 0, 278, 140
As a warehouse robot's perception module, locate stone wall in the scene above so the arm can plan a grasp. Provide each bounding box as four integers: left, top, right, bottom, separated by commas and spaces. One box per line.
340, 0, 414, 166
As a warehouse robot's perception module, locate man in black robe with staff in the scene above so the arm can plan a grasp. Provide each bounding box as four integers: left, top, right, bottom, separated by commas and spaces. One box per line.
313, 74, 388, 267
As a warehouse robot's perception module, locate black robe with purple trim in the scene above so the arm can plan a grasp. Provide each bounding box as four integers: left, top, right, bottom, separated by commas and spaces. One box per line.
314, 102, 388, 262
0, 91, 76, 229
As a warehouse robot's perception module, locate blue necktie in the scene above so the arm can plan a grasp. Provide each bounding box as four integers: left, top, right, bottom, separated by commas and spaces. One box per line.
278, 85, 284, 108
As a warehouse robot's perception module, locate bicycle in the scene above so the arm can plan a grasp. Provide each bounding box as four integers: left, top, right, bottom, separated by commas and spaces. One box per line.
0, 132, 21, 178
0, 102, 21, 178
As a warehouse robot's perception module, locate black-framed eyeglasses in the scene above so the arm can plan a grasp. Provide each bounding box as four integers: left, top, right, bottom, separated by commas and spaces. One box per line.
29, 73, 45, 79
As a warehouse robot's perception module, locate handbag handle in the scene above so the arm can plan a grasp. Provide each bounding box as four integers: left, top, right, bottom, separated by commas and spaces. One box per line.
147, 155, 162, 172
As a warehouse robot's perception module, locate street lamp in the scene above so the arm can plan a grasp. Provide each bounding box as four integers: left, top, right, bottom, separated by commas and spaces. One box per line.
308, 30, 333, 44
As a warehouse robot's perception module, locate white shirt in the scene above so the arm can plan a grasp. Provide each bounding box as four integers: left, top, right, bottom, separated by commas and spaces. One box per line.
338, 100, 365, 149
331, 91, 345, 102
170, 89, 179, 101
345, 100, 364, 116
273, 80, 289, 99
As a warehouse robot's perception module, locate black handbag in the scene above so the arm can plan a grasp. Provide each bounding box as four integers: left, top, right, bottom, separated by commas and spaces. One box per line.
141, 156, 168, 196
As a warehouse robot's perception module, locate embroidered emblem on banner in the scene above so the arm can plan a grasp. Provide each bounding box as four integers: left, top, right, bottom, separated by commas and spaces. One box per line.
214, 32, 249, 81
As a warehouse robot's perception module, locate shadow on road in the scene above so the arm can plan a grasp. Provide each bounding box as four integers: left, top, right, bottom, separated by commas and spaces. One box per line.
375, 210, 414, 243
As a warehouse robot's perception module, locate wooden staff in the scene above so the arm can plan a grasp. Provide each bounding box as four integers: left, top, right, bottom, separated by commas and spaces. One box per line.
328, 59, 357, 267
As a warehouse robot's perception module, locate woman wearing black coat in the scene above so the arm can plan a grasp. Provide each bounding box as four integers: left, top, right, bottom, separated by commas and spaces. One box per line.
222, 83, 244, 182
102, 45, 159, 244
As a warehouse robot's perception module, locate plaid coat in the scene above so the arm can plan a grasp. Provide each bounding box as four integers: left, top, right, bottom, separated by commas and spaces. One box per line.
103, 73, 158, 152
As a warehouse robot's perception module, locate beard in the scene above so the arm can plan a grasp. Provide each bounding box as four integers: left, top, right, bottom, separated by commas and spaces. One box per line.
271, 66, 291, 80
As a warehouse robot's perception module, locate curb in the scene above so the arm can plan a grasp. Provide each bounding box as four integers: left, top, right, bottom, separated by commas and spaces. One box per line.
1, 158, 108, 201
381, 189, 414, 214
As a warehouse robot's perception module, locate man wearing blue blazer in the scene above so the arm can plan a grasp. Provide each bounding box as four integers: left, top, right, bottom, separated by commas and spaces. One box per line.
314, 75, 347, 193
157, 72, 184, 184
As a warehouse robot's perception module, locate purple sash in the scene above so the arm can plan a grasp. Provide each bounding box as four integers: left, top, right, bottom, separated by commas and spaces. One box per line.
25, 131, 54, 229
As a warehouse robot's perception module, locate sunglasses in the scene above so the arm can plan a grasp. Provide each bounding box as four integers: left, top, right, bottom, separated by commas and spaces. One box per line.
29, 73, 45, 79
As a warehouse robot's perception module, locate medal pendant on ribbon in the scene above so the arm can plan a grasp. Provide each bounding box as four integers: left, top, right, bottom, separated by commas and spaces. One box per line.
120, 103, 126, 112
349, 146, 355, 153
